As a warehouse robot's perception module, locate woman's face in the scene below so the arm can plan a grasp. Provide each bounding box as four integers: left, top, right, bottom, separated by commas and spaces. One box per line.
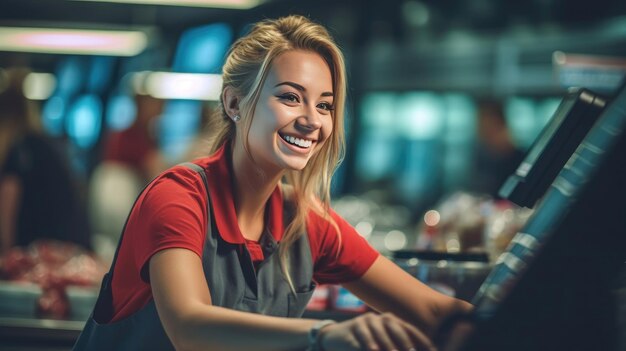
246, 49, 334, 173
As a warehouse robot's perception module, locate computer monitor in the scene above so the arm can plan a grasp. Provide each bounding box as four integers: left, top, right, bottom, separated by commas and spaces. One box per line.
498, 88, 607, 208
442, 81, 626, 351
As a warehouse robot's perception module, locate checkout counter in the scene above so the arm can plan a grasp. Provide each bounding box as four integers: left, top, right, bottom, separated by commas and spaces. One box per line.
2, 83, 626, 350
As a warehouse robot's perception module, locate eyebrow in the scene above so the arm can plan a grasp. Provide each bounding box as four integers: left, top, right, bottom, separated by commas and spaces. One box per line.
274, 81, 334, 97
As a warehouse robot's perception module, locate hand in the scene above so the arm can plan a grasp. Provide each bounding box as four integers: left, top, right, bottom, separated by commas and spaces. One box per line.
433, 312, 476, 351
319, 312, 436, 351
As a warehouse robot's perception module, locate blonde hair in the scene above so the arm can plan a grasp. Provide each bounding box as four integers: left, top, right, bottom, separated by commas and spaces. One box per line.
206, 15, 347, 291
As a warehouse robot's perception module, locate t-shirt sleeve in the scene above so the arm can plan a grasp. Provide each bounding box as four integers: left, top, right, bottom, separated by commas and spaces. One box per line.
127, 167, 208, 282
309, 208, 380, 285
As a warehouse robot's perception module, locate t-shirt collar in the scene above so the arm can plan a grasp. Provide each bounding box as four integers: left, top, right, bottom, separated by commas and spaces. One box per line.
205, 142, 284, 244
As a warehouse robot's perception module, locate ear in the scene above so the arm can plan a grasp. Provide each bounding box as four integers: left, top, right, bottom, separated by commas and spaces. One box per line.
222, 86, 241, 120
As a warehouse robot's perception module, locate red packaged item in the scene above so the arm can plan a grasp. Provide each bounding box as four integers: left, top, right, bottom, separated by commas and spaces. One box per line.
306, 284, 331, 311
0, 240, 106, 320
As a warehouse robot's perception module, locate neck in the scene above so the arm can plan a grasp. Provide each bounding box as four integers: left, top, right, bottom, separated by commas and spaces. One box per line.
231, 141, 284, 241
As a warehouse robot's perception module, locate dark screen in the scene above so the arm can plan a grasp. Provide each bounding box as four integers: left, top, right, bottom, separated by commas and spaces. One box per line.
464, 82, 626, 351
498, 88, 606, 208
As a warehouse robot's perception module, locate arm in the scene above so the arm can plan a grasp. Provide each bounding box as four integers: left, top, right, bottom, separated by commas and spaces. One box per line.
0, 175, 21, 252
343, 255, 474, 337
149, 248, 316, 351
150, 248, 437, 351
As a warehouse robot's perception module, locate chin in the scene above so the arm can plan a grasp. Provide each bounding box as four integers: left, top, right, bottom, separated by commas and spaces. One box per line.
281, 159, 310, 171
273, 148, 314, 172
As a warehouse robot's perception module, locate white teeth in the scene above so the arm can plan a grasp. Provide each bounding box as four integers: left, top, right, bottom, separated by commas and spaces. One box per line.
284, 135, 312, 148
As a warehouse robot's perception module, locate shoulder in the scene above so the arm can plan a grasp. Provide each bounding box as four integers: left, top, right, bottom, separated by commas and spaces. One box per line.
137, 161, 213, 213
308, 205, 380, 284
306, 203, 348, 231
125, 162, 212, 272
306, 204, 349, 251
152, 163, 206, 191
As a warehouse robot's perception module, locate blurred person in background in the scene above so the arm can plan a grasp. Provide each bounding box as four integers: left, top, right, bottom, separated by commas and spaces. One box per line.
101, 93, 165, 182
88, 93, 166, 255
472, 99, 526, 198
0, 67, 91, 252
74, 15, 471, 351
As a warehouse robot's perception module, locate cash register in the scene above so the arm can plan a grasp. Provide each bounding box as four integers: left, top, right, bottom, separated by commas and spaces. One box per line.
438, 81, 626, 351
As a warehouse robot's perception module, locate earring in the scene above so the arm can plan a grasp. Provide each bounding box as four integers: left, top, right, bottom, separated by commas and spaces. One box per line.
232, 114, 241, 123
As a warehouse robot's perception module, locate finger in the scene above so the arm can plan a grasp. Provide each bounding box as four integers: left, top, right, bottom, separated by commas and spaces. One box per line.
368, 317, 400, 351
381, 314, 415, 351
352, 318, 380, 351
395, 318, 437, 351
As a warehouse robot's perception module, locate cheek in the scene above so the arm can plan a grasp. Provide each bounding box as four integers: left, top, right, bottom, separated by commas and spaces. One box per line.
320, 118, 334, 143
250, 107, 278, 138
258, 103, 293, 131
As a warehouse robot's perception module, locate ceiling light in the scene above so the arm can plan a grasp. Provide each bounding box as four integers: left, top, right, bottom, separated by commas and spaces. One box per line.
136, 71, 222, 100
69, 0, 263, 9
24, 72, 57, 100
0, 27, 148, 56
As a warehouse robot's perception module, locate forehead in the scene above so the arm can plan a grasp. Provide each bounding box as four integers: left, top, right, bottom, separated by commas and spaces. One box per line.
264, 50, 333, 93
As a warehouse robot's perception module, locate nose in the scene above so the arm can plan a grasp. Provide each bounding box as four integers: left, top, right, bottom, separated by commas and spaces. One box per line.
296, 106, 323, 132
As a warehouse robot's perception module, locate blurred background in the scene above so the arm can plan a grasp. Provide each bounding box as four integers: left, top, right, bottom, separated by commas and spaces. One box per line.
0, 0, 625, 347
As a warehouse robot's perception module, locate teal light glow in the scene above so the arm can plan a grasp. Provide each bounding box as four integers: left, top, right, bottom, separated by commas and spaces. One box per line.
56, 56, 85, 96
443, 94, 475, 143
172, 23, 232, 73
106, 94, 136, 130
506, 97, 536, 148
159, 100, 201, 162
360, 92, 396, 129
66, 94, 102, 149
397, 92, 444, 139
42, 96, 66, 136
355, 132, 398, 181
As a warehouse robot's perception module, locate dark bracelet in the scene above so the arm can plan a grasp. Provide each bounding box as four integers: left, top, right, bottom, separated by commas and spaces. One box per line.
306, 319, 336, 351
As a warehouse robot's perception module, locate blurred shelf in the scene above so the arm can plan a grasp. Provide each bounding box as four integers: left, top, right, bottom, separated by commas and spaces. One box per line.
0, 317, 83, 350
0, 310, 362, 350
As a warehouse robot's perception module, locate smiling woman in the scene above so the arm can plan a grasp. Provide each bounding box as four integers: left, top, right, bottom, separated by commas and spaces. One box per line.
73, 15, 472, 351
236, 50, 334, 173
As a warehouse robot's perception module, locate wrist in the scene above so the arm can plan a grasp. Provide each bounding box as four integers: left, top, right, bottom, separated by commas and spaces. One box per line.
306, 319, 336, 351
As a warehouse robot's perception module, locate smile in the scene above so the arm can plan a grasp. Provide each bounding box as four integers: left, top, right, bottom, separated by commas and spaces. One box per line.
279, 133, 314, 149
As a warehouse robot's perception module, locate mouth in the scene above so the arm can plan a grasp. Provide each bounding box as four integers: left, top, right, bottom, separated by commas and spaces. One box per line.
279, 132, 316, 149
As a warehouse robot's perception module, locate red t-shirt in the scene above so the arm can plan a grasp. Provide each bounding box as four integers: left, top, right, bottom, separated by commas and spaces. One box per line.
110, 143, 379, 322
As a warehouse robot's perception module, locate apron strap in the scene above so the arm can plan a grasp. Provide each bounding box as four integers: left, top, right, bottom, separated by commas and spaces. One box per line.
93, 162, 211, 322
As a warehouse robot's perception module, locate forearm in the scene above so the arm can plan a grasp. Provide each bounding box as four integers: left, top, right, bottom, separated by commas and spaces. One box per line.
151, 249, 322, 350
169, 303, 318, 351
344, 256, 473, 337
346, 279, 442, 336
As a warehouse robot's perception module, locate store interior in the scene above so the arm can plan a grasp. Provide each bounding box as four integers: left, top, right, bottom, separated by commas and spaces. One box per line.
0, 0, 625, 350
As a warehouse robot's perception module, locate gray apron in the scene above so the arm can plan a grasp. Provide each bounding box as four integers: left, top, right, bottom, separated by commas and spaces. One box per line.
73, 163, 316, 350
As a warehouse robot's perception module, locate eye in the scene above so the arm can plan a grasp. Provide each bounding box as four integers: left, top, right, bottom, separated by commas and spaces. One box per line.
317, 101, 334, 113
278, 92, 300, 103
